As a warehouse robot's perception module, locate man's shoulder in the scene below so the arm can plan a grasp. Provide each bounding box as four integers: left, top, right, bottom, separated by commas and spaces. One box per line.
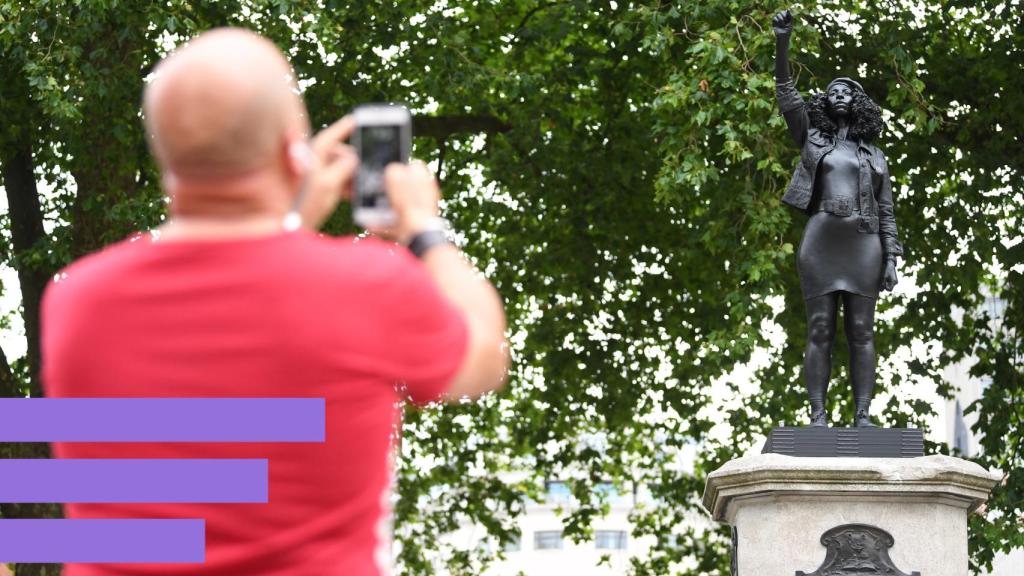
49, 234, 147, 285
44, 231, 421, 301
281, 233, 423, 295
41, 234, 148, 315
298, 233, 417, 271
310, 233, 407, 256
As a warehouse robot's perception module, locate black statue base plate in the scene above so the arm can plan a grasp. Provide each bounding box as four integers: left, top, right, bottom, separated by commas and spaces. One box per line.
763, 427, 924, 458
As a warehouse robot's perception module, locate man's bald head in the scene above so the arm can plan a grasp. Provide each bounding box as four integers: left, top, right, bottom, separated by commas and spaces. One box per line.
144, 28, 310, 181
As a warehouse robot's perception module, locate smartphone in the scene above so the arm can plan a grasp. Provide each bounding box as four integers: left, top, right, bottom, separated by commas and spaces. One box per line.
351, 104, 411, 228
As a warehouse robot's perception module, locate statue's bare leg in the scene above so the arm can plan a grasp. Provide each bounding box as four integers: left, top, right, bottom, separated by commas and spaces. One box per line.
804, 292, 840, 426
843, 292, 878, 427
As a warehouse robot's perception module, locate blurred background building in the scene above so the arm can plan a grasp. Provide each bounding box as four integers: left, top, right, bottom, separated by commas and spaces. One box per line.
934, 294, 1022, 576
447, 479, 657, 576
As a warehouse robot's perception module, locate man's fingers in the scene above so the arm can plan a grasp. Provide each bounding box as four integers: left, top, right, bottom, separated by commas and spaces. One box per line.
312, 116, 355, 156
409, 159, 432, 173
330, 143, 358, 170
383, 163, 406, 193
383, 163, 409, 209
384, 160, 432, 181
409, 160, 437, 185
321, 145, 358, 186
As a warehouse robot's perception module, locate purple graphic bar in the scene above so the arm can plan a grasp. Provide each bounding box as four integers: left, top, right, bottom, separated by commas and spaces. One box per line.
0, 459, 267, 503
0, 519, 204, 563
0, 398, 324, 442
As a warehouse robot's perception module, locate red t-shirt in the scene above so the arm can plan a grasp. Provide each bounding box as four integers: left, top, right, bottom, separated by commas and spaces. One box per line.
41, 229, 468, 576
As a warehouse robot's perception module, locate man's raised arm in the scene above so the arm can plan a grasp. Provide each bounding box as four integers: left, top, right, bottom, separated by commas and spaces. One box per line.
384, 162, 509, 400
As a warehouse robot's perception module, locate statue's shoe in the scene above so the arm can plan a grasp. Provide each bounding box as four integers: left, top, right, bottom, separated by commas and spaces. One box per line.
810, 409, 828, 427
855, 409, 877, 428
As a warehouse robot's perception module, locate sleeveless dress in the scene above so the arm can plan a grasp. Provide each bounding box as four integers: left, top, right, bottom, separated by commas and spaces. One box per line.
797, 139, 883, 300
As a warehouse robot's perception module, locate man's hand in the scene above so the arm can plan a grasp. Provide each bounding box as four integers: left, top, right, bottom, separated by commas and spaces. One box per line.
371, 161, 442, 245
882, 260, 899, 292
773, 9, 794, 37
301, 116, 358, 230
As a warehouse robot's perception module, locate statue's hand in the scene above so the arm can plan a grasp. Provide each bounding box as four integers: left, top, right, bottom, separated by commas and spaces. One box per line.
772, 9, 794, 37
881, 260, 899, 292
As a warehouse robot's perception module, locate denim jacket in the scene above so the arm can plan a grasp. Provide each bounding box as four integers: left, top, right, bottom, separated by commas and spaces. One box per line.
775, 79, 903, 260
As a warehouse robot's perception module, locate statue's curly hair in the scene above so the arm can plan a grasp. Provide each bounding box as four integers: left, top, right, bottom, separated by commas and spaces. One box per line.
806, 87, 884, 142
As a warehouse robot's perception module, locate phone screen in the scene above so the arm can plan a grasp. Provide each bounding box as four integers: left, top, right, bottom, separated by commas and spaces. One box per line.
358, 125, 402, 208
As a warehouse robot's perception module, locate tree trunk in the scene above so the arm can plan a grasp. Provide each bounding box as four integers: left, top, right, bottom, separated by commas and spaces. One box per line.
0, 57, 63, 576
0, 139, 49, 396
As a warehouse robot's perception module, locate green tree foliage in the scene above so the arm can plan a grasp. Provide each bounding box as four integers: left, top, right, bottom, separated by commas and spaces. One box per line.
0, 1, 1020, 574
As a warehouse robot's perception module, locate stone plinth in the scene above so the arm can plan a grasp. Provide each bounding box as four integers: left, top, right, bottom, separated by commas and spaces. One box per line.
702, 453, 1000, 576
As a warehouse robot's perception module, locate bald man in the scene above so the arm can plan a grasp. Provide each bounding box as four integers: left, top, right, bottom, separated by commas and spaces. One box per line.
41, 28, 508, 576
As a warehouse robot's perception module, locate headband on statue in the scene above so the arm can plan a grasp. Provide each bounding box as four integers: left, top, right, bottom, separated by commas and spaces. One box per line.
826, 77, 864, 94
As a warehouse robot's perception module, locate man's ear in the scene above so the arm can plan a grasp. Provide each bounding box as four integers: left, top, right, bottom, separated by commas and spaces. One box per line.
161, 171, 179, 195
287, 140, 314, 176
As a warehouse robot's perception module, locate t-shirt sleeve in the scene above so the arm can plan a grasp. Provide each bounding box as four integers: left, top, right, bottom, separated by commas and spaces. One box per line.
378, 248, 469, 404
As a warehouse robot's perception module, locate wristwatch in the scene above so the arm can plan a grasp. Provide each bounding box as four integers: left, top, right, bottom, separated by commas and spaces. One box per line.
405, 217, 451, 259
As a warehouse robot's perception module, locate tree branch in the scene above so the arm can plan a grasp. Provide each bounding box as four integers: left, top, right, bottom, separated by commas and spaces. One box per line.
414, 114, 512, 140
514, 1, 570, 39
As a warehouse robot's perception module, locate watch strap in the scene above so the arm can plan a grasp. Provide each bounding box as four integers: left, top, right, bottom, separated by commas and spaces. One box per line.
406, 229, 450, 259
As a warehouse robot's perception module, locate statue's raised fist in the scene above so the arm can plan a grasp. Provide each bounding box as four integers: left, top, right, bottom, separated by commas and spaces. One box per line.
773, 9, 793, 36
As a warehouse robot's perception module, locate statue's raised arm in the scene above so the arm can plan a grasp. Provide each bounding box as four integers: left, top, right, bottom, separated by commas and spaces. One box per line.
773, 9, 794, 79
773, 9, 809, 147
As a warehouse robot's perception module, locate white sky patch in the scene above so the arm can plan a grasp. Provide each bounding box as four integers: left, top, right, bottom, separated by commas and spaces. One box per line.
0, 264, 26, 361
373, 41, 410, 63
412, 97, 440, 115
0, 172, 68, 362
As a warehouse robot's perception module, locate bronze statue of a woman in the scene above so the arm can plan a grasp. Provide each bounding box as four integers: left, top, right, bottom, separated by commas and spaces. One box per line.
772, 9, 903, 427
